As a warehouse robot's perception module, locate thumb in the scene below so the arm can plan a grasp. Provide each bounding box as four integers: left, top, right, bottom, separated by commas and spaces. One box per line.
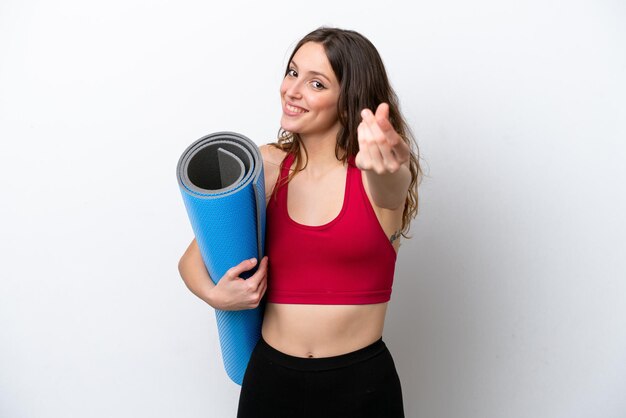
226, 257, 258, 279
375, 103, 394, 133
375, 102, 389, 120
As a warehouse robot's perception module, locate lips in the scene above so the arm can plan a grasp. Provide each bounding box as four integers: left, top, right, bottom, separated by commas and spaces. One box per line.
284, 102, 308, 116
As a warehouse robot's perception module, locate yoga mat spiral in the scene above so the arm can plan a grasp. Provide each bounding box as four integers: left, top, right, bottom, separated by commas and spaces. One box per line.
176, 131, 265, 385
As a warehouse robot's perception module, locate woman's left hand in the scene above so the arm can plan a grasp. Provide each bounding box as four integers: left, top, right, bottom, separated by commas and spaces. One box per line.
355, 103, 410, 175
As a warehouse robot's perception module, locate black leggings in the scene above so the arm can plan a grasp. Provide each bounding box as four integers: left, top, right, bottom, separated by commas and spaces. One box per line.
237, 337, 405, 418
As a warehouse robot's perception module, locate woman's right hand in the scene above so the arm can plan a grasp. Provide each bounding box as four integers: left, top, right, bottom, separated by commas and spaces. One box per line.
178, 239, 268, 311
209, 256, 269, 311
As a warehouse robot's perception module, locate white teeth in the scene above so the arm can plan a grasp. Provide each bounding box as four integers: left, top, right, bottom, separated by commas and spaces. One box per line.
287, 104, 306, 113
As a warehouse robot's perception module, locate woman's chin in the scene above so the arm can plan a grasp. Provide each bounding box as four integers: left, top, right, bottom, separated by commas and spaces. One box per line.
280, 119, 300, 134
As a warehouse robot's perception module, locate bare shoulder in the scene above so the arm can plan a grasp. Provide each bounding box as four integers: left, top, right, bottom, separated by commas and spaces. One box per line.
259, 144, 287, 204
260, 143, 287, 167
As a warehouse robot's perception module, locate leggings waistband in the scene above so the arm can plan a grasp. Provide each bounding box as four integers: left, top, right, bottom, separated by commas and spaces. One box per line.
254, 337, 387, 372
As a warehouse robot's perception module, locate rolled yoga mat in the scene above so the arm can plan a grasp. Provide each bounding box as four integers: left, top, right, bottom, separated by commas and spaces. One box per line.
176, 131, 266, 385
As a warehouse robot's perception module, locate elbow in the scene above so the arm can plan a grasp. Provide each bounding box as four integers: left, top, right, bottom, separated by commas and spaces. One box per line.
178, 253, 188, 280
177, 255, 195, 293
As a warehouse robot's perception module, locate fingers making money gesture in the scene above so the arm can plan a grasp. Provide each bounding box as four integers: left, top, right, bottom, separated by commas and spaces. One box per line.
355, 103, 410, 175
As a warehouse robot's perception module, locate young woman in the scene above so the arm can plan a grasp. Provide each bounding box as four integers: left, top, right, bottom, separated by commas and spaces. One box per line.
179, 27, 422, 418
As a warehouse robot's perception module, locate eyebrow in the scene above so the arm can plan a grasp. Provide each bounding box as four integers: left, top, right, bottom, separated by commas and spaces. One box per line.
290, 60, 333, 83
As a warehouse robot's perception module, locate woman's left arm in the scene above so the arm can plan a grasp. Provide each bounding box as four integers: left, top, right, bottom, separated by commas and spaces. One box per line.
356, 103, 412, 210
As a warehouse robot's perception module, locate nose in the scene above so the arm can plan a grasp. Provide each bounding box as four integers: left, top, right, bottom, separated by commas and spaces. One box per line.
283, 77, 303, 100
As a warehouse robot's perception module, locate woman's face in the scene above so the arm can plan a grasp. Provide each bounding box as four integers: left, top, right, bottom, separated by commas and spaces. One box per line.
280, 42, 341, 138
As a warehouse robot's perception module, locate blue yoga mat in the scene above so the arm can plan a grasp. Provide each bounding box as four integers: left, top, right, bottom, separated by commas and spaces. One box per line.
176, 131, 265, 385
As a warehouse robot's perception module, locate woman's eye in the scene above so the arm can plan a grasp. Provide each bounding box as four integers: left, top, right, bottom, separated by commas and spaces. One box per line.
311, 80, 325, 90
287, 69, 297, 77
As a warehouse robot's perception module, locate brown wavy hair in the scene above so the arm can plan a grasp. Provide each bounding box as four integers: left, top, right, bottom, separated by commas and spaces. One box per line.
270, 27, 423, 238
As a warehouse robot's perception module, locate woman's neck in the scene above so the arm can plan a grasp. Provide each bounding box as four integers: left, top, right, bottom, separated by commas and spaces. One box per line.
299, 132, 346, 175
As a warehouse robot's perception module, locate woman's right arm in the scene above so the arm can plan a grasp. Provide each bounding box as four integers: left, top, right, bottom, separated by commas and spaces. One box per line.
178, 144, 280, 310
178, 238, 268, 311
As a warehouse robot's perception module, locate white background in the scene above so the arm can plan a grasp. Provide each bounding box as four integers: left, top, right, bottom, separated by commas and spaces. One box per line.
1, 1, 625, 417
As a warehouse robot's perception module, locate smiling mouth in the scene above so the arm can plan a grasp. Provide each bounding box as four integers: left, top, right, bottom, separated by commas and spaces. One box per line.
285, 103, 308, 114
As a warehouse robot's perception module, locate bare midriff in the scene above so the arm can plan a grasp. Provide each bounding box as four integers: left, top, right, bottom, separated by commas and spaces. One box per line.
261, 302, 388, 358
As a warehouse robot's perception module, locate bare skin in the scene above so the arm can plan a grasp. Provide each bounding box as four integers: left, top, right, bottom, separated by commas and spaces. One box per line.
258, 145, 404, 358
179, 143, 406, 358
179, 41, 412, 358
